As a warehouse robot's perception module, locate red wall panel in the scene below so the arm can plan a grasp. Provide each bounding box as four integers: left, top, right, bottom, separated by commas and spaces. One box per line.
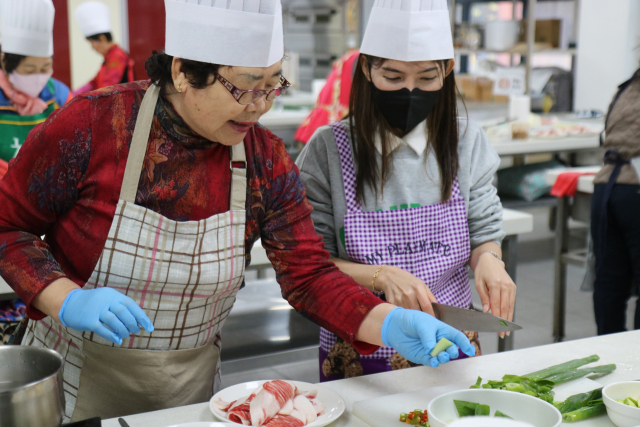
52, 0, 71, 87
128, 1, 166, 80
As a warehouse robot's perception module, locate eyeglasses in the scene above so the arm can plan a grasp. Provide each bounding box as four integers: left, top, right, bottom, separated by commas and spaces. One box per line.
215, 74, 291, 105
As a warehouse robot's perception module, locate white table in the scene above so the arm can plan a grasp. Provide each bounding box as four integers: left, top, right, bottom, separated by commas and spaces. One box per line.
545, 168, 599, 343
104, 330, 640, 427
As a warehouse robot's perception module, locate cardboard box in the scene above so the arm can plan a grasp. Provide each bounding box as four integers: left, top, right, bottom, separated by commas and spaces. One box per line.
520, 19, 562, 48
455, 75, 509, 103
456, 74, 478, 100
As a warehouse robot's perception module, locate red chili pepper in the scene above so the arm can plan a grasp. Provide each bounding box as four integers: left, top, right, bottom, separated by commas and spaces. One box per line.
408, 413, 414, 420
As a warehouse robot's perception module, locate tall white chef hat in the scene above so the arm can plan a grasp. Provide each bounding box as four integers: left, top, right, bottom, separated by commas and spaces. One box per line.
360, 0, 454, 62
0, 0, 55, 57
164, 0, 284, 67
75, 1, 112, 38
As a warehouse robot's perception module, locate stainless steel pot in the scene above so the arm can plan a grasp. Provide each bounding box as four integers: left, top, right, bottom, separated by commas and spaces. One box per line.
0, 346, 65, 427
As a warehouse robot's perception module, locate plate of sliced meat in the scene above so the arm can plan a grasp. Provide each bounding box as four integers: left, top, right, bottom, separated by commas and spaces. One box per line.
210, 379, 345, 427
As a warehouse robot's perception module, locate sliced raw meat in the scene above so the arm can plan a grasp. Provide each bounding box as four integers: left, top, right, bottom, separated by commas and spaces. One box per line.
278, 399, 294, 416
229, 389, 261, 425
250, 380, 297, 426
228, 405, 251, 425
213, 398, 234, 412
310, 398, 325, 416
263, 415, 305, 427
290, 395, 317, 424
296, 389, 317, 399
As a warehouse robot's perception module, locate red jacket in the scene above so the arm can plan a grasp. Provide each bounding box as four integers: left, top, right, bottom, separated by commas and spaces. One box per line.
88, 44, 135, 91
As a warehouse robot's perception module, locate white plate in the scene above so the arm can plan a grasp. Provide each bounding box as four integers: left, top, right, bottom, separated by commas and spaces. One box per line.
168, 424, 234, 427
209, 380, 345, 427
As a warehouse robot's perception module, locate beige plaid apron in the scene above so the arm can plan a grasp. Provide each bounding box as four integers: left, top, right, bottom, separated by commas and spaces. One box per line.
22, 84, 247, 421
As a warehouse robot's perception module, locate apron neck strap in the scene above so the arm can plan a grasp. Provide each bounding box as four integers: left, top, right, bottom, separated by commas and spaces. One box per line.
330, 122, 361, 212
229, 142, 247, 211
120, 84, 161, 203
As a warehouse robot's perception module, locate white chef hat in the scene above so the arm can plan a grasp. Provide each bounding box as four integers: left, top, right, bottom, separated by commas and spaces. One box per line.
360, 0, 454, 62
75, 1, 112, 38
0, 0, 55, 57
164, 0, 284, 67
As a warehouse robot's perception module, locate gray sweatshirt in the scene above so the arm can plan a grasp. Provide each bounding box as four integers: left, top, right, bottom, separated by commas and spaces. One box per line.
296, 118, 505, 261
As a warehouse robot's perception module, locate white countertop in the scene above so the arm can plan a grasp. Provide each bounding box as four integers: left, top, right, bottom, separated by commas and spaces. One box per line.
105, 330, 640, 427
491, 135, 601, 156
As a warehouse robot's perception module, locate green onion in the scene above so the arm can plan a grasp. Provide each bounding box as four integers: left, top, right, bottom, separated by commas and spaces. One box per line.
525, 355, 600, 381
495, 410, 513, 419
561, 403, 607, 422
430, 338, 454, 357
474, 404, 490, 416
454, 400, 479, 417
545, 364, 616, 385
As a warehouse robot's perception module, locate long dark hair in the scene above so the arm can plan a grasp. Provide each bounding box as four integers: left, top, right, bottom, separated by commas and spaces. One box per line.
347, 54, 461, 203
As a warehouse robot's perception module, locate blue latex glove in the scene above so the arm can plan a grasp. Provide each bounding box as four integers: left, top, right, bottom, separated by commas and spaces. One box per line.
381, 307, 475, 368
59, 288, 154, 345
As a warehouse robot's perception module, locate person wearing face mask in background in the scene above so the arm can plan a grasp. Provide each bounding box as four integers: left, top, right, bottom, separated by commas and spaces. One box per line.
71, 1, 134, 97
297, 0, 515, 380
0, 0, 71, 164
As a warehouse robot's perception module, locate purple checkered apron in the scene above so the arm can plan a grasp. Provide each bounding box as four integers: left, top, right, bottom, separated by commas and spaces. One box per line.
319, 122, 472, 381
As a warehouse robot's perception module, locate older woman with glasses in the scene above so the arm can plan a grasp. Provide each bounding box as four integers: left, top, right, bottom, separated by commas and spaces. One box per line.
0, 0, 473, 422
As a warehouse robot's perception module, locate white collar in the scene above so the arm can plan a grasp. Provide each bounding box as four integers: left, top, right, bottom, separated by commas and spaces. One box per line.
374, 120, 428, 156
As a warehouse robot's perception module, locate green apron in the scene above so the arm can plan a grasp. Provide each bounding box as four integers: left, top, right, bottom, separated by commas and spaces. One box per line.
0, 79, 58, 162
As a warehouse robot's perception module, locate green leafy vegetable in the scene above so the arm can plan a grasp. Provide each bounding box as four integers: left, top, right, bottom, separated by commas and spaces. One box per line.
495, 410, 513, 419
544, 364, 616, 385
454, 400, 479, 417
430, 338, 454, 357
553, 388, 602, 414
499, 320, 508, 327
474, 405, 490, 416
561, 403, 607, 422
524, 355, 600, 381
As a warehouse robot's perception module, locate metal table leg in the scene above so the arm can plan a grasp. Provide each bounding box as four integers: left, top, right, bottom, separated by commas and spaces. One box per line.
553, 196, 570, 342
498, 235, 518, 352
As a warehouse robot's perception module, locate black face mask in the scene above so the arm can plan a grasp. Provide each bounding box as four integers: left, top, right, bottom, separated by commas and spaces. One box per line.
371, 85, 442, 135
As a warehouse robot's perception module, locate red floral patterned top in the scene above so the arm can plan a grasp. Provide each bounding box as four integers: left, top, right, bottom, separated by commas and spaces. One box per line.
0, 81, 381, 351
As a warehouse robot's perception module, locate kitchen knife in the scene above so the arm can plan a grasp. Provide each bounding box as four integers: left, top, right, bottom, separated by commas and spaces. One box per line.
432, 303, 522, 332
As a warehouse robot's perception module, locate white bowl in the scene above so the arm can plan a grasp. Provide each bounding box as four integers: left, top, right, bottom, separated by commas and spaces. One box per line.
448, 417, 535, 427
427, 389, 562, 427
603, 381, 640, 427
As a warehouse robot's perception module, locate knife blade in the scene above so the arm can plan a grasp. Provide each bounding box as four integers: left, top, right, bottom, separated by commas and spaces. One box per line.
432, 303, 522, 332
118, 418, 131, 427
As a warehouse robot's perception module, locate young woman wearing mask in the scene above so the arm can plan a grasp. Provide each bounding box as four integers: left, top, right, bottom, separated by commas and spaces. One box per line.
297, 0, 516, 380
0, 0, 71, 163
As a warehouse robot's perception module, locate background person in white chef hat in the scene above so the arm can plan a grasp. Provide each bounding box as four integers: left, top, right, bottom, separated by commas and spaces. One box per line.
297, 0, 515, 380
0, 0, 474, 421
0, 0, 71, 164
71, 0, 134, 97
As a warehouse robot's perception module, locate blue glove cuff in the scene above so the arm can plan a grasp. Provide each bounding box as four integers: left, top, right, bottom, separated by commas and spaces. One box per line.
58, 288, 81, 328
380, 307, 402, 347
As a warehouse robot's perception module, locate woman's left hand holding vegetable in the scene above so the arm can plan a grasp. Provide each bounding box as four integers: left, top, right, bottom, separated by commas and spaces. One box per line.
357, 304, 476, 368
470, 243, 516, 338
